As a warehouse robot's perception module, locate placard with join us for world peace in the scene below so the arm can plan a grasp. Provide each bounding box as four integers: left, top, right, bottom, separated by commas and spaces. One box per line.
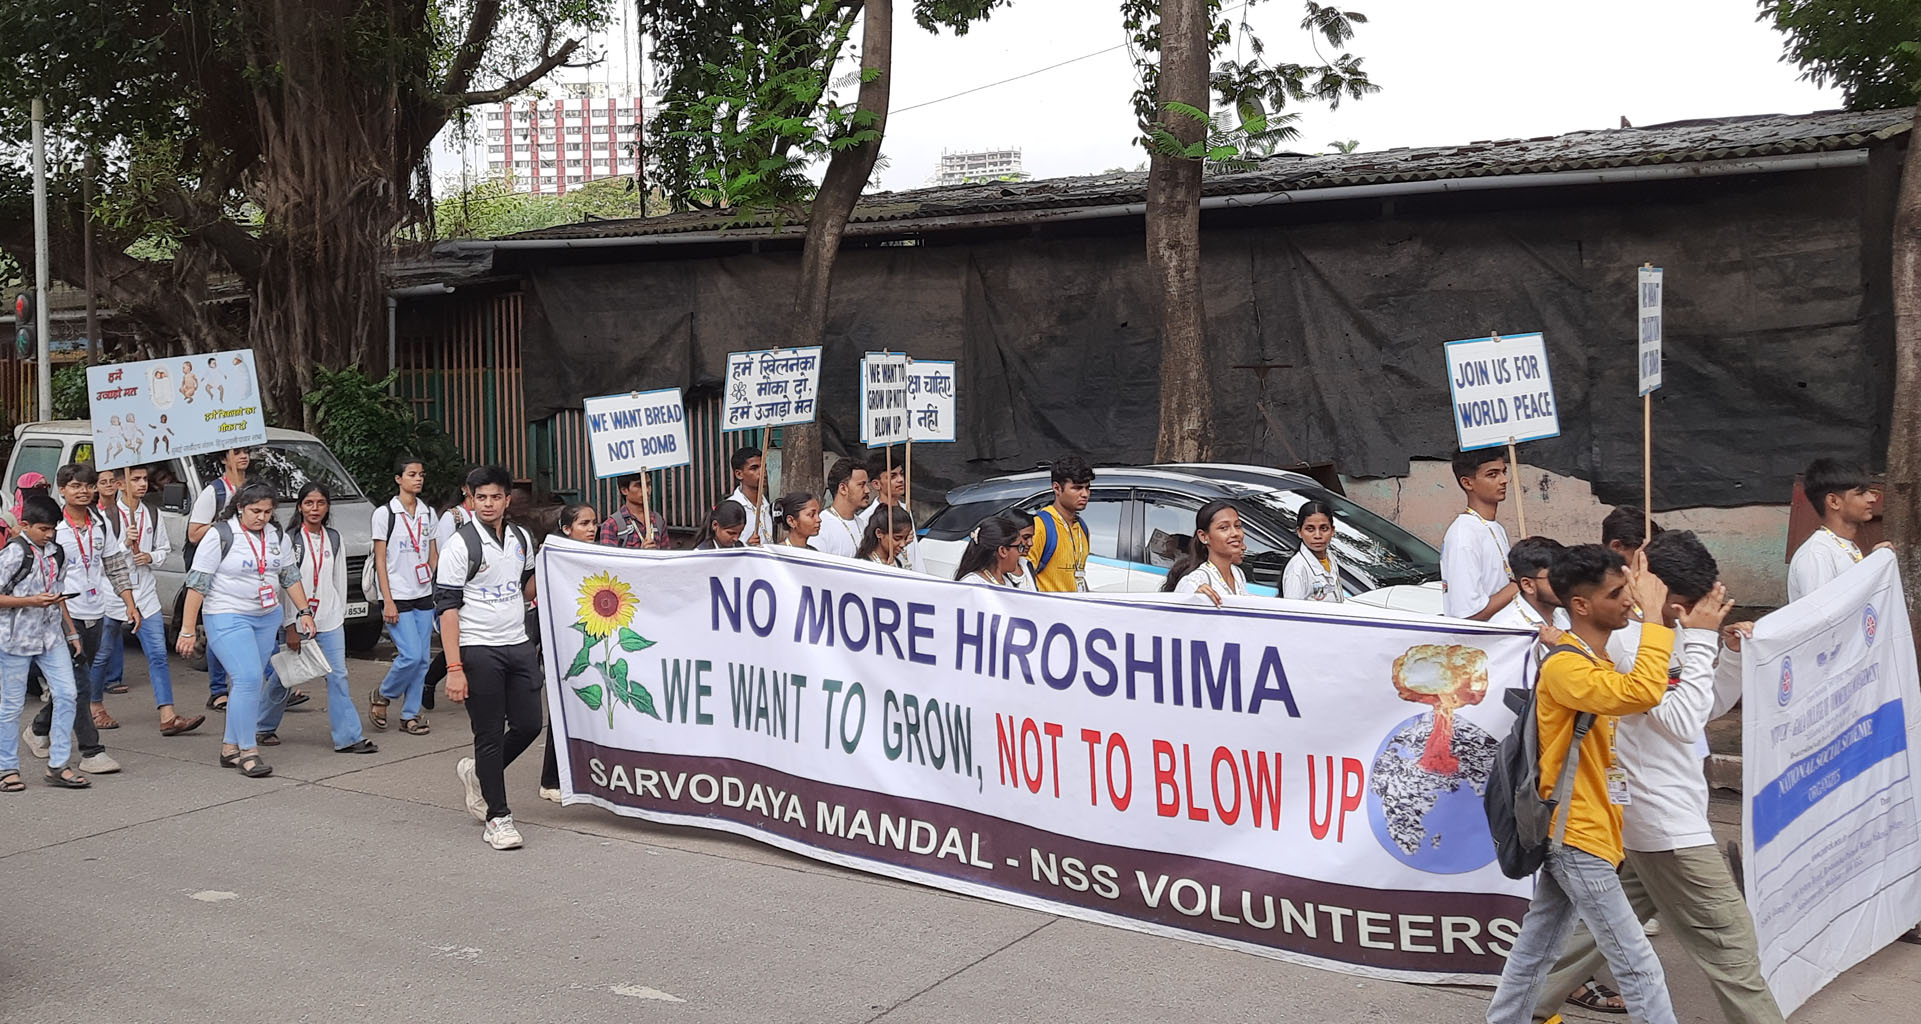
1442, 332, 1560, 452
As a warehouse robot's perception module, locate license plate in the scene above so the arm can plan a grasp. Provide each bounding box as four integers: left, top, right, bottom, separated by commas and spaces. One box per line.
346, 601, 370, 619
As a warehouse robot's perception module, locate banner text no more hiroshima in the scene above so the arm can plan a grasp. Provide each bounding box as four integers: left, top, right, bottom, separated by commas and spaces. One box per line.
1442, 333, 1560, 452
541, 545, 1539, 983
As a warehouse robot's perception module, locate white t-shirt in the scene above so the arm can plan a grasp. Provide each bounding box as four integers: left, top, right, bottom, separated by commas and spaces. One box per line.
1174, 561, 1248, 598
1787, 528, 1863, 602
437, 521, 535, 647
1487, 595, 1570, 632
962, 570, 1021, 588
436, 505, 473, 546
727, 487, 776, 547
105, 499, 168, 620
58, 511, 131, 621
372, 496, 438, 601
1440, 510, 1511, 619
285, 525, 349, 633
1600, 620, 1736, 853
855, 502, 926, 573
189, 477, 246, 527
1281, 547, 1344, 603
189, 522, 296, 618
814, 507, 864, 558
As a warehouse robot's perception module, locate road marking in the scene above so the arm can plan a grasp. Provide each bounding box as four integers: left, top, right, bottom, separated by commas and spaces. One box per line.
429, 944, 482, 962
189, 890, 239, 903
611, 984, 685, 1002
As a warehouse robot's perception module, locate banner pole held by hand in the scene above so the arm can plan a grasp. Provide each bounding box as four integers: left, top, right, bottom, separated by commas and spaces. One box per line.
1642, 262, 1655, 543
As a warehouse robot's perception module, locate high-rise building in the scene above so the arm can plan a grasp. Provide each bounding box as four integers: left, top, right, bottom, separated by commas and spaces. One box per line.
470, 93, 645, 196
933, 148, 1024, 187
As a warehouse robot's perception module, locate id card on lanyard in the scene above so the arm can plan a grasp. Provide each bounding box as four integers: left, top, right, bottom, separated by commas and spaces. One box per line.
400, 508, 431, 584
66, 513, 97, 599
304, 526, 326, 615
246, 527, 277, 609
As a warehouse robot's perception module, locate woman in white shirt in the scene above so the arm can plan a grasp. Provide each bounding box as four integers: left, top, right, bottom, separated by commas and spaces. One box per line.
857, 504, 917, 570
174, 482, 317, 778
257, 483, 376, 754
776, 492, 821, 551
1282, 499, 1345, 603
1160, 500, 1248, 607
954, 514, 1028, 587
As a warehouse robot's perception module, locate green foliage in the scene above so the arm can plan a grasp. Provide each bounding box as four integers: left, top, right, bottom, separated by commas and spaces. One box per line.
1328, 139, 1360, 153
1760, 1, 1921, 110
1121, 1, 1378, 163
51, 363, 91, 420
434, 176, 657, 239
304, 365, 468, 505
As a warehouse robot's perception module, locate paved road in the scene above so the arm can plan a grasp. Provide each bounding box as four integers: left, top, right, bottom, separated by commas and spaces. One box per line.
4, 650, 1916, 1024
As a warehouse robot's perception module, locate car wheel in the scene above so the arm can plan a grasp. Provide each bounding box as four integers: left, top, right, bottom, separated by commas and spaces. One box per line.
345, 621, 385, 653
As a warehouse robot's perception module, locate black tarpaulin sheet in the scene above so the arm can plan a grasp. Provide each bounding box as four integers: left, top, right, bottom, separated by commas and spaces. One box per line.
517, 166, 1894, 510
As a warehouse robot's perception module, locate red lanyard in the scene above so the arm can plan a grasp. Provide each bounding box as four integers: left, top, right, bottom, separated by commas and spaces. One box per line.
63, 510, 93, 571
305, 526, 326, 596
399, 503, 424, 560
243, 526, 270, 578
32, 543, 56, 595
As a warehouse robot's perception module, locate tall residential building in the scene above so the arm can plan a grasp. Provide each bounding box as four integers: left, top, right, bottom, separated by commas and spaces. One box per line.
475, 92, 644, 195
933, 148, 1024, 187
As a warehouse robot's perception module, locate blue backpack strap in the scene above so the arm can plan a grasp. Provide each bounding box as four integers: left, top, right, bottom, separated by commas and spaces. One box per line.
328, 526, 342, 559
214, 519, 235, 560
1036, 508, 1060, 569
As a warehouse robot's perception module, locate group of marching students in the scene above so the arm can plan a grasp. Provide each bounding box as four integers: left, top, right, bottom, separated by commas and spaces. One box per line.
1436, 448, 1920, 1024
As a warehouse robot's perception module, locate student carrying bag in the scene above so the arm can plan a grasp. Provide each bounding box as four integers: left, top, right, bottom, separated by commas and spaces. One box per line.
1485, 643, 1597, 879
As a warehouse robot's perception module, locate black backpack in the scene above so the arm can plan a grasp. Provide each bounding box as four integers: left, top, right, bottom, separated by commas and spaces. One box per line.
453, 520, 531, 585
1485, 643, 1598, 880
3, 535, 66, 595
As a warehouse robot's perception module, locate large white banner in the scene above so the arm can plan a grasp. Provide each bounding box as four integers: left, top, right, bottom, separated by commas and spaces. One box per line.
538, 543, 1540, 982
86, 349, 265, 470
1742, 549, 1921, 1016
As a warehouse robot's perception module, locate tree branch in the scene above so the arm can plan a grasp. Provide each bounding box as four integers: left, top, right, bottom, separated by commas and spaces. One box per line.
454, 35, 584, 107
439, 0, 505, 99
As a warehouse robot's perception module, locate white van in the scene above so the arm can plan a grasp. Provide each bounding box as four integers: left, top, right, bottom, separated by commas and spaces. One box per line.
5, 421, 386, 650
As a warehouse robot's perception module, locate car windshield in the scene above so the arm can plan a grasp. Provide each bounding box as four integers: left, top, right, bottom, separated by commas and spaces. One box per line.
194, 441, 365, 504
1238, 487, 1440, 590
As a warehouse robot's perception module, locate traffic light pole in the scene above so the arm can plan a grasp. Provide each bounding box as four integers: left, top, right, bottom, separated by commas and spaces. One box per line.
31, 97, 52, 421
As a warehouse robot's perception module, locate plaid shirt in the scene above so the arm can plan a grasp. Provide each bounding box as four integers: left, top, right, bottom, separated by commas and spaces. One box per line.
0, 538, 67, 656
597, 507, 673, 550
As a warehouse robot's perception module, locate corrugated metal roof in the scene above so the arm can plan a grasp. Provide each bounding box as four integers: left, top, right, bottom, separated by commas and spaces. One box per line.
478, 108, 1911, 244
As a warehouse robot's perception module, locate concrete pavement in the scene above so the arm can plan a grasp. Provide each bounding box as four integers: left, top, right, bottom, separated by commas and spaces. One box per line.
3, 649, 1916, 1023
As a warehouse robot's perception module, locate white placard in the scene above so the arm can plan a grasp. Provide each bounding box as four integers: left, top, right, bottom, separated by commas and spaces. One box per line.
1638, 267, 1663, 396
906, 359, 957, 443
539, 542, 1539, 984
86, 349, 266, 471
859, 352, 910, 446
1442, 332, 1561, 452
1742, 550, 1921, 1016
583, 388, 692, 478
724, 347, 822, 429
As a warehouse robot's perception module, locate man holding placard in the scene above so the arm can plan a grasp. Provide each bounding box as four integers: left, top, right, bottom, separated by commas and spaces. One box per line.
1441, 450, 1519, 621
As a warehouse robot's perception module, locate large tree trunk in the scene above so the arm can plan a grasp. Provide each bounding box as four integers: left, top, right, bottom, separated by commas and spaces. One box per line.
1887, 104, 1921, 655
1147, 0, 1213, 463
782, 0, 892, 496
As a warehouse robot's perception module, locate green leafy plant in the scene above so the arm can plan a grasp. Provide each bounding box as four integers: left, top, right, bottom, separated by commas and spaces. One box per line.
565, 571, 660, 726
51, 362, 91, 420
304, 365, 468, 504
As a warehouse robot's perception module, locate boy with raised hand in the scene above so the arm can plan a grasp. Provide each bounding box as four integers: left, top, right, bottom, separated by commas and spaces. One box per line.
1028, 455, 1095, 593
1788, 458, 1888, 601
812, 457, 870, 559
1533, 531, 1782, 1024
724, 446, 773, 546
0, 495, 92, 789
1486, 544, 1679, 1024
1442, 449, 1519, 621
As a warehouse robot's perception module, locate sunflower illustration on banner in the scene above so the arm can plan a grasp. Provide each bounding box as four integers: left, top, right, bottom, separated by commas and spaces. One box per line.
565, 571, 661, 726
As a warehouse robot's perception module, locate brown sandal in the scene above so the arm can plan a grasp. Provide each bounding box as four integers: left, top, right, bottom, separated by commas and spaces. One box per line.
160, 714, 206, 736
368, 689, 390, 730
91, 706, 120, 730
399, 717, 430, 735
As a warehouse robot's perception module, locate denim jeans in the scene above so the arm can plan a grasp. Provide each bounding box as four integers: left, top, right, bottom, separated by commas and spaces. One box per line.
209, 643, 228, 699
205, 611, 281, 748
2, 645, 78, 774
378, 606, 434, 722
1487, 844, 1677, 1024
258, 627, 366, 750
31, 618, 103, 758
91, 615, 176, 708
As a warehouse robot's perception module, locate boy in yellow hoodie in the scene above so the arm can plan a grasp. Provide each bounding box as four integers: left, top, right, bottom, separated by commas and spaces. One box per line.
1487, 544, 1679, 1024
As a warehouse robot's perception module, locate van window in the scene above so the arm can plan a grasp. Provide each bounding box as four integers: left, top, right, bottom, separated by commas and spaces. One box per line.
191, 441, 365, 504
9, 440, 65, 490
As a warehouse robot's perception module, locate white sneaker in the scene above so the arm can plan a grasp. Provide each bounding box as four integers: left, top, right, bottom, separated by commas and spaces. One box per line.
1643, 916, 1663, 936
21, 727, 49, 760
456, 757, 487, 823
539, 787, 563, 803
482, 814, 523, 850
78, 753, 121, 774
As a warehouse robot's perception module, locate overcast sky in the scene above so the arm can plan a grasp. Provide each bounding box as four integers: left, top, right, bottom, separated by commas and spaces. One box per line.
435, 0, 1845, 194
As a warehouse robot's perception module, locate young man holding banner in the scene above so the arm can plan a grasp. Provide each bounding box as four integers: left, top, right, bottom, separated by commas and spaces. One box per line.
1788, 459, 1887, 602
1442, 450, 1519, 620
1486, 545, 1679, 1024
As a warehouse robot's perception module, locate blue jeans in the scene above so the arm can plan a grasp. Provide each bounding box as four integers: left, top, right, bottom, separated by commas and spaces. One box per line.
1487, 844, 1678, 1024
205, 611, 280, 748
259, 627, 364, 749
92, 615, 176, 708
2, 645, 78, 773
378, 607, 434, 722
209, 643, 228, 699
